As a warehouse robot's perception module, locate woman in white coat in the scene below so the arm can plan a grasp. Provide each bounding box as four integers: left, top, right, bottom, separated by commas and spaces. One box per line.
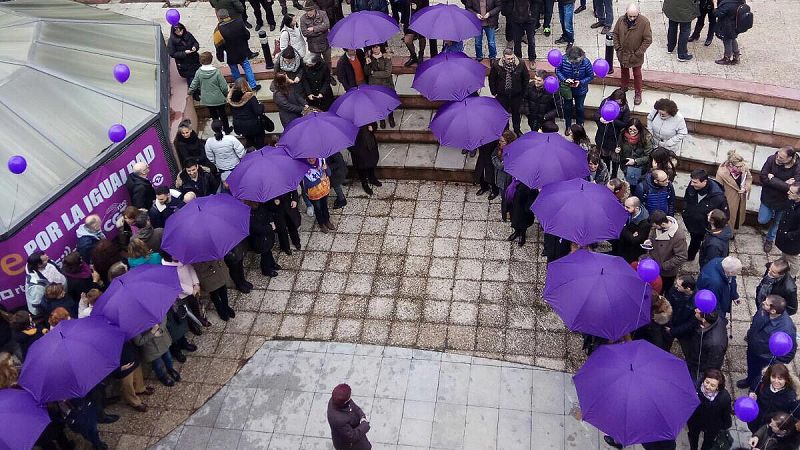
278, 14, 307, 60
647, 98, 688, 154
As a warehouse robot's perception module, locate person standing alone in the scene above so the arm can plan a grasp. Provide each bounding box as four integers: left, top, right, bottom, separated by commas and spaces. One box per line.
612, 3, 652, 106
327, 384, 371, 450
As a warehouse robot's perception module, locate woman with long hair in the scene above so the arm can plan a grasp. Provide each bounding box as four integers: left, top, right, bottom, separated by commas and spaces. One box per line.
594, 88, 631, 179
606, 178, 630, 203
227, 78, 266, 149
273, 72, 308, 127
569, 124, 591, 153
204, 119, 246, 189
715, 149, 752, 233
650, 146, 679, 181
616, 117, 653, 186
747, 363, 800, 433
127, 238, 162, 268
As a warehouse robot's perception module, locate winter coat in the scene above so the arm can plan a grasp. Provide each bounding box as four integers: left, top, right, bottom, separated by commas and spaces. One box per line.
687, 386, 732, 436
135, 226, 164, 254
214, 18, 251, 65
474, 141, 497, 185
274, 88, 307, 127
168, 29, 201, 80
125, 174, 155, 209
714, 0, 740, 40
635, 172, 676, 216
616, 207, 650, 263
777, 201, 800, 255
511, 183, 537, 230
662, 0, 699, 22
682, 316, 728, 378
274, 56, 305, 84
227, 90, 264, 138
42, 295, 78, 321
205, 134, 246, 173
760, 154, 800, 210
752, 423, 800, 450
64, 272, 100, 307
715, 162, 751, 229
508, 0, 538, 23
647, 216, 688, 278
489, 58, 530, 98
189, 65, 229, 107
76, 225, 103, 264
300, 10, 331, 54
328, 152, 348, 186
593, 99, 630, 154
555, 57, 594, 97
612, 15, 653, 68
274, 191, 302, 230
667, 287, 697, 340
697, 257, 739, 314
755, 265, 798, 316
337, 50, 367, 92
349, 126, 380, 170
682, 179, 729, 235
209, 0, 244, 18
524, 84, 559, 125
587, 160, 610, 185
747, 309, 797, 362
327, 398, 371, 450
128, 252, 162, 269
750, 384, 799, 434
300, 61, 334, 110
177, 169, 220, 198
249, 204, 276, 254
463, 0, 502, 27
279, 26, 308, 59
194, 260, 229, 293
633, 300, 673, 351
316, 0, 345, 26
616, 130, 652, 170
174, 131, 212, 168
112, 342, 140, 379
647, 110, 688, 153
698, 226, 733, 268
365, 55, 394, 89
148, 197, 184, 229
133, 318, 172, 362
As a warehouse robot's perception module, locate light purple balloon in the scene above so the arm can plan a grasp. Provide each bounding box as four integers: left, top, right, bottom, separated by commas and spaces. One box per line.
600, 100, 621, 122
694, 289, 717, 313
769, 331, 794, 357
547, 49, 562, 68
7, 155, 26, 174
636, 258, 659, 283
734, 396, 759, 422
166, 8, 181, 26
592, 58, 610, 78
113, 64, 130, 83
543, 76, 559, 95
108, 124, 127, 143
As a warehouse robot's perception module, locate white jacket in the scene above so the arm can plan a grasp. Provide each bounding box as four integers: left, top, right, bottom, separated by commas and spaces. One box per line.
279, 26, 307, 60
161, 260, 199, 299
205, 134, 245, 177
647, 109, 688, 153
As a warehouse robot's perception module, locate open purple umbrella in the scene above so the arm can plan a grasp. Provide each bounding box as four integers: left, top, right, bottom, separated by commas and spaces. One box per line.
226, 146, 310, 202
0, 388, 50, 449
91, 265, 183, 339
19, 317, 125, 403
502, 131, 589, 188
328, 11, 400, 49
543, 249, 651, 341
430, 96, 509, 150
409, 4, 481, 41
573, 340, 700, 446
278, 112, 359, 158
531, 179, 628, 246
412, 51, 487, 101
329, 84, 400, 126
162, 194, 250, 264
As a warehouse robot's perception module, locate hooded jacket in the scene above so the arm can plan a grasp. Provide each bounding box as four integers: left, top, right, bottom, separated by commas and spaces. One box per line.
167, 27, 201, 79
555, 56, 594, 96
205, 133, 246, 174
189, 65, 229, 107
698, 225, 732, 268
697, 257, 739, 314
214, 17, 251, 65
227, 89, 264, 138
682, 315, 728, 378
647, 216, 688, 277
327, 398, 371, 450
662, 0, 700, 23
635, 172, 676, 216
76, 224, 104, 264
682, 179, 729, 235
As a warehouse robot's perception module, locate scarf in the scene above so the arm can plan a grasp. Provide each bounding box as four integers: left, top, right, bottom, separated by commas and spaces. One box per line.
279, 55, 301, 73
728, 164, 743, 179
503, 59, 515, 91
700, 384, 718, 401
65, 261, 93, 280
624, 131, 640, 145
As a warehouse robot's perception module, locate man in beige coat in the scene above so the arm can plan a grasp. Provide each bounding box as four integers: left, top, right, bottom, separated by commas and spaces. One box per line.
612, 3, 652, 106
644, 209, 688, 293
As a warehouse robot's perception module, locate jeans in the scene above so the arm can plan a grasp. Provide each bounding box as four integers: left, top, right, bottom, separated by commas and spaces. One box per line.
229, 59, 257, 89
558, 2, 575, 42
594, 0, 613, 26
512, 21, 536, 61
723, 38, 739, 57
311, 196, 331, 225
333, 183, 346, 202
758, 203, 784, 242
667, 20, 691, 58
475, 26, 497, 59
151, 352, 175, 380
620, 66, 643, 95
563, 93, 586, 128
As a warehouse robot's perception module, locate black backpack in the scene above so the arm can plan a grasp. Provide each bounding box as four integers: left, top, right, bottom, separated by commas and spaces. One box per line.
735, 1, 753, 34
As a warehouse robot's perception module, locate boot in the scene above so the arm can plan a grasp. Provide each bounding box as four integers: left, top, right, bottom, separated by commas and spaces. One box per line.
225, 304, 236, 319
518, 232, 526, 247
417, 49, 424, 64
369, 177, 382, 187
507, 231, 518, 241
362, 182, 374, 195
180, 337, 197, 352
212, 299, 230, 321
379, 119, 386, 129
167, 368, 182, 382
188, 320, 203, 336
687, 33, 700, 42
732, 52, 740, 64
714, 56, 733, 65
387, 114, 396, 128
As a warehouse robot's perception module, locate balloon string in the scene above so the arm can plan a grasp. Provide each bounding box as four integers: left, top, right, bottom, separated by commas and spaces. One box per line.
696, 332, 703, 382
633, 282, 648, 339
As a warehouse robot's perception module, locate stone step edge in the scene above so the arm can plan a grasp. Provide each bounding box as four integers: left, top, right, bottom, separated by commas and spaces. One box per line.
222, 56, 800, 111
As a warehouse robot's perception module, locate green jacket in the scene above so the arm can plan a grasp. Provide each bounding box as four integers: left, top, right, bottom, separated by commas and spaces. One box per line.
189, 66, 229, 107
209, 0, 244, 18
662, 0, 700, 22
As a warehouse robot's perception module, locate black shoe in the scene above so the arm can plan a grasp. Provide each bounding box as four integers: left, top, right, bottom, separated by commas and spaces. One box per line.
362, 182, 374, 196
170, 349, 186, 363
244, 21, 253, 29
225, 306, 236, 318
253, 84, 262, 92
369, 178, 383, 186
182, 342, 198, 352
292, 0, 302, 8
188, 320, 203, 336
518, 234, 526, 247
488, 192, 498, 200
215, 304, 230, 321
543, 27, 551, 36
507, 231, 518, 241
554, 37, 568, 44
269, 23, 276, 31
688, 34, 699, 42
283, 248, 293, 255
265, 63, 274, 70
736, 378, 750, 389
95, 442, 109, 450
603, 436, 623, 449
167, 368, 182, 382
704, 37, 713, 46
574, 4, 585, 13
274, 263, 282, 270
236, 284, 252, 294
97, 414, 120, 424
255, 23, 263, 31
159, 376, 175, 387
332, 199, 347, 209
293, 241, 302, 250
476, 188, 488, 196
248, 51, 259, 59
263, 269, 279, 277
677, 54, 694, 61
403, 57, 418, 67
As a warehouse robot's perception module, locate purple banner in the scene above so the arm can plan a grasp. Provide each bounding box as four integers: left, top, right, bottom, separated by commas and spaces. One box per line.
0, 125, 173, 310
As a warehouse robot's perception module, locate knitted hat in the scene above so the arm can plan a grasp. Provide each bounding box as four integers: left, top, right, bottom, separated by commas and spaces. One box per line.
303, 0, 318, 10
331, 383, 351, 407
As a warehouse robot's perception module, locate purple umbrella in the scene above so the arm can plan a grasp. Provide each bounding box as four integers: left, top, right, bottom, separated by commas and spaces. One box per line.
330, 84, 400, 126
162, 194, 250, 264
502, 131, 589, 189
19, 317, 125, 403
227, 146, 310, 202
430, 97, 509, 150
543, 249, 651, 341
91, 265, 183, 340
0, 388, 50, 449
328, 11, 400, 49
409, 4, 481, 41
412, 51, 487, 101
531, 179, 628, 246
573, 340, 700, 446
278, 112, 359, 158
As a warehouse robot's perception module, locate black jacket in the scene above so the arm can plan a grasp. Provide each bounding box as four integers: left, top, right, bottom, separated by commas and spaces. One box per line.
327, 398, 371, 450
336, 50, 367, 92
687, 386, 732, 435
755, 265, 798, 316
667, 287, 696, 340
167, 28, 201, 79
301, 61, 334, 110
615, 208, 650, 263
714, 0, 740, 40
776, 201, 800, 255
681, 316, 728, 380
698, 225, 732, 268
760, 154, 800, 210
178, 169, 220, 198
593, 100, 631, 154
125, 174, 155, 209
488, 59, 530, 98
174, 131, 211, 168
750, 383, 798, 433
215, 18, 251, 65
349, 126, 379, 170
148, 198, 185, 229
682, 179, 729, 235
229, 91, 264, 137
248, 204, 276, 253
508, 0, 538, 22
511, 183, 537, 230
524, 83, 560, 125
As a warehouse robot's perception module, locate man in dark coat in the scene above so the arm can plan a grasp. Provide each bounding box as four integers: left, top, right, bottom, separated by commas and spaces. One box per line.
125, 162, 155, 209
214, 9, 260, 91
759, 147, 800, 253
272, 191, 302, 255
463, 0, 501, 61
682, 169, 729, 262
248, 201, 280, 277
509, 182, 537, 246
488, 49, 530, 136
697, 209, 732, 269
680, 309, 728, 382
177, 159, 220, 198
777, 182, 800, 278
148, 186, 185, 229
508, 0, 539, 62
327, 384, 371, 450
336, 49, 367, 91
613, 196, 649, 263
524, 70, 561, 132
738, 294, 797, 391
755, 259, 798, 316
696, 256, 741, 315
348, 124, 381, 195
328, 152, 348, 209
666, 275, 697, 348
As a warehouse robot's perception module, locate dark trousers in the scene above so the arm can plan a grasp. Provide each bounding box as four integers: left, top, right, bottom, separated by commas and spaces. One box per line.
67, 403, 103, 449
225, 256, 248, 289
260, 250, 277, 273
276, 215, 301, 252
745, 349, 772, 392
37, 421, 74, 450
662, 275, 676, 294
543, 0, 555, 27
311, 196, 330, 225
249, 0, 276, 26
512, 21, 537, 61
691, 2, 716, 40
667, 20, 691, 58
244, 132, 266, 149
357, 167, 379, 185
687, 425, 719, 450
688, 232, 705, 261
479, 177, 499, 195
497, 95, 523, 134
503, 15, 514, 42
600, 154, 619, 180
563, 93, 586, 128
207, 105, 231, 134
209, 285, 230, 312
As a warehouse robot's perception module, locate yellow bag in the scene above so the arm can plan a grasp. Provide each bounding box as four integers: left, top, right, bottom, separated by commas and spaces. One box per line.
306, 174, 331, 200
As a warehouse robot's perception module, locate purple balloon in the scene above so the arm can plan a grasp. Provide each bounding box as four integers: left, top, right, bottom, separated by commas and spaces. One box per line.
637, 258, 659, 283
593, 58, 610, 78
734, 396, 759, 422
113, 64, 130, 83
547, 49, 562, 68
166, 8, 181, 26
769, 331, 794, 357
108, 124, 127, 143
543, 76, 559, 95
7, 155, 26, 174
600, 100, 621, 122
694, 289, 717, 313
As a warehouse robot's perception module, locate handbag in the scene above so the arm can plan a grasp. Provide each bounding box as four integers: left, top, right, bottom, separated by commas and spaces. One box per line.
709, 430, 733, 450
259, 113, 275, 132
559, 81, 573, 100
273, 37, 281, 57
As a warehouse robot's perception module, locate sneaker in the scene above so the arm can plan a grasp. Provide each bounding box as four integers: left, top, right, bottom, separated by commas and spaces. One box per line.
306, 206, 315, 216
677, 54, 693, 61
543, 27, 551, 36
667, 48, 674, 54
